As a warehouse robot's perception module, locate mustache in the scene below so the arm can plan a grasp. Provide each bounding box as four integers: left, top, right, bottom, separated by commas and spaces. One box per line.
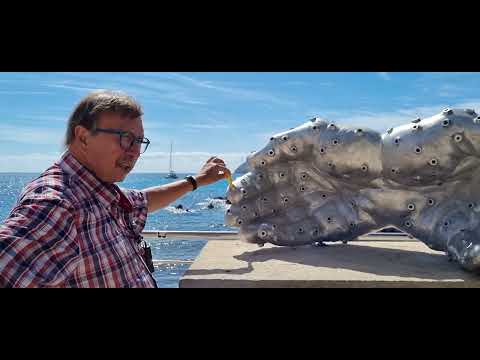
117, 159, 137, 167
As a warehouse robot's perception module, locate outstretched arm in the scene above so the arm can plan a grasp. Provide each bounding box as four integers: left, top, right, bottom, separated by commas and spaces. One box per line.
144, 157, 232, 213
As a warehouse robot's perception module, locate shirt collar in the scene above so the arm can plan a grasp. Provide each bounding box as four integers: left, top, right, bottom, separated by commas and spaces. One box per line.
57, 150, 133, 212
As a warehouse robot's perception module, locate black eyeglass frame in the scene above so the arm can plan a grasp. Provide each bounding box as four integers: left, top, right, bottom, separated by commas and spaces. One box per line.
94, 128, 150, 154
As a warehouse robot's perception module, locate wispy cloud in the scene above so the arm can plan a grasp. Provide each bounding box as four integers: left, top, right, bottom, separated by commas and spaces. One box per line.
437, 84, 466, 98
0, 153, 61, 172
133, 72, 297, 107
142, 121, 167, 131
413, 72, 480, 99
416, 72, 479, 80
141, 151, 249, 159
255, 132, 277, 142
284, 81, 309, 86
45, 84, 105, 93
183, 123, 237, 130
15, 114, 69, 123
135, 151, 249, 173
24, 72, 297, 110
329, 100, 480, 131
0, 150, 250, 173
44, 77, 209, 107
378, 72, 391, 81
0, 124, 64, 146
0, 90, 52, 95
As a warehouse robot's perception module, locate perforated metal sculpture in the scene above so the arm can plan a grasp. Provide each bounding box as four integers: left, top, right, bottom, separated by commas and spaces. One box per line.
225, 108, 480, 273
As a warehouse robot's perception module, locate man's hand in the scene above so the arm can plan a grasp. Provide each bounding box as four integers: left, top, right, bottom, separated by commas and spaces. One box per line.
145, 156, 232, 213
195, 157, 232, 187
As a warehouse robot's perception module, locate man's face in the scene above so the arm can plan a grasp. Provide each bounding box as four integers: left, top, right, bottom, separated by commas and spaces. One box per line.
83, 112, 144, 183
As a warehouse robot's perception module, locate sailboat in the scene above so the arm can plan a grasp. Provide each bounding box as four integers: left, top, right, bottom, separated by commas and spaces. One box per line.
165, 142, 178, 179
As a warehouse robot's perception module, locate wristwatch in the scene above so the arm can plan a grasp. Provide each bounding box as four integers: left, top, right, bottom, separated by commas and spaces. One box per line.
185, 176, 198, 191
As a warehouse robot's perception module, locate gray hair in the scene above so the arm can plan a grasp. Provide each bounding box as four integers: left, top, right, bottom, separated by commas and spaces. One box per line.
64, 90, 143, 146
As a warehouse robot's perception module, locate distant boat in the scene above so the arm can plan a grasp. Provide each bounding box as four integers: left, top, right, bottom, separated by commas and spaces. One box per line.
165, 142, 178, 179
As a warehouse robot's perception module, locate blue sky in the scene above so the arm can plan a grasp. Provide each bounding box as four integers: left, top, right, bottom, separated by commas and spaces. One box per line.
0, 72, 479, 173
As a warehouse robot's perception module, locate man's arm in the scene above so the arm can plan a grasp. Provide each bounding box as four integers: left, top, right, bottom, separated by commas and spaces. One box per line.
144, 157, 232, 213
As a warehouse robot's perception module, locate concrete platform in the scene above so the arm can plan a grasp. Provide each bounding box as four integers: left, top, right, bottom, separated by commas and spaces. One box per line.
179, 238, 480, 288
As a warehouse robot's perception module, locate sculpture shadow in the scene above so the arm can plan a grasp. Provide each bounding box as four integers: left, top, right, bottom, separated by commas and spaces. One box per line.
186, 242, 479, 281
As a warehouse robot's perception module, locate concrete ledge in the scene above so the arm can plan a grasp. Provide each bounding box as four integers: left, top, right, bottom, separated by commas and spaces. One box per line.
179, 239, 480, 288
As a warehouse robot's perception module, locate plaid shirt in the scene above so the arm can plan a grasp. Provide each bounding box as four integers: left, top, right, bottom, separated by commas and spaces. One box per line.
0, 151, 157, 288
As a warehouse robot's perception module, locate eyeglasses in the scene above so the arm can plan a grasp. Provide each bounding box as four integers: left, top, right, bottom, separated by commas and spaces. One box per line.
95, 128, 150, 154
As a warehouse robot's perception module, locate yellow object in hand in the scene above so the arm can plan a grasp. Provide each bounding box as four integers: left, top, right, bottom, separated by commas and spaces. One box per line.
226, 175, 236, 189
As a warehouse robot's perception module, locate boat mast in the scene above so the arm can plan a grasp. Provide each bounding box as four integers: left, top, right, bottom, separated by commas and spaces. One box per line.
169, 142, 174, 173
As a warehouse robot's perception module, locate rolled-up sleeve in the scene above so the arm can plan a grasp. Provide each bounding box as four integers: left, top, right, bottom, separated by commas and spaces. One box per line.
122, 189, 149, 236
0, 197, 79, 288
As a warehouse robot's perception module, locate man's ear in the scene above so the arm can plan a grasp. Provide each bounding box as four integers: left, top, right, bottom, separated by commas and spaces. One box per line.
74, 125, 90, 147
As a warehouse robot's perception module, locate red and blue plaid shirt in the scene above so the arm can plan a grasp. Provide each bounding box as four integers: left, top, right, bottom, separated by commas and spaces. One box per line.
0, 151, 157, 288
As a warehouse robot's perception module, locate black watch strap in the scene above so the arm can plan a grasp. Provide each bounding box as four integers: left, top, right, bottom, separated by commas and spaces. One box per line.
185, 176, 198, 191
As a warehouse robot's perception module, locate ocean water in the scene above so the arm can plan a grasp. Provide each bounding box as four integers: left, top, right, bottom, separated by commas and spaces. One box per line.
0, 172, 237, 288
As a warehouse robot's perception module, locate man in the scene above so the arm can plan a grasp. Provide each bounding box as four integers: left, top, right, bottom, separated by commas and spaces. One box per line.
0, 90, 232, 288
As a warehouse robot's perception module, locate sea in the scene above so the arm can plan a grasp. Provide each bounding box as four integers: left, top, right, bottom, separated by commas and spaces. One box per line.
0, 172, 238, 288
